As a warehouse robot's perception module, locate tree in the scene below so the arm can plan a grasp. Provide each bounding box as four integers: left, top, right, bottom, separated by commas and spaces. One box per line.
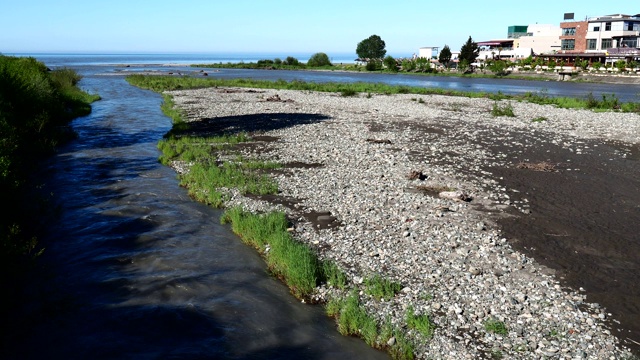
356, 35, 387, 61
459, 36, 480, 72
307, 52, 332, 67
438, 45, 452, 68
283, 56, 300, 66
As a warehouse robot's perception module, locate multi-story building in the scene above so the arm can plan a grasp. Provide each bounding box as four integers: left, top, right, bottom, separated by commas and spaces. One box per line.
559, 20, 588, 53
584, 14, 640, 57
515, 24, 562, 55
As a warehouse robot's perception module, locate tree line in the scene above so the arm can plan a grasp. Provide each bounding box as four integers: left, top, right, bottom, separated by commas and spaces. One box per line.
356, 34, 480, 72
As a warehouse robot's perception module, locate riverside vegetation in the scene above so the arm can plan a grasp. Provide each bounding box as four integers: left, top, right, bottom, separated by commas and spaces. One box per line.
0, 55, 100, 309
127, 74, 640, 359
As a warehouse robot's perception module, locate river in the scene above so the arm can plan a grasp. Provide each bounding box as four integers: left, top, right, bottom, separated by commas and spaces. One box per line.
3, 63, 389, 359
4, 54, 639, 358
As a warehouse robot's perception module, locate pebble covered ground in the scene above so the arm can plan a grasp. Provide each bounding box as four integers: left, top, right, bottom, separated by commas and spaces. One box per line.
167, 86, 640, 359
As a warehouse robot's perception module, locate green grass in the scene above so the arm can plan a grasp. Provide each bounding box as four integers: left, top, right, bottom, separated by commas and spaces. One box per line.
326, 294, 415, 360
126, 75, 640, 113
405, 306, 435, 338
491, 102, 515, 117
364, 274, 402, 300
221, 208, 320, 298
484, 319, 508, 335
321, 261, 348, 289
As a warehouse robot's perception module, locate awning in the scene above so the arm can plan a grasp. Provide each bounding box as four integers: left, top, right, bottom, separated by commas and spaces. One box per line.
477, 41, 511, 46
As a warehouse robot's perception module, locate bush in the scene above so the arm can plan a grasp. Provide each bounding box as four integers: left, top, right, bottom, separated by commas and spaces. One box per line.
365, 60, 382, 71
384, 55, 398, 72
401, 59, 416, 72
307, 52, 331, 67
283, 56, 300, 66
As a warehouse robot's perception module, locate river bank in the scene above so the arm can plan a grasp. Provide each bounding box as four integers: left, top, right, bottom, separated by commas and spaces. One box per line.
165, 86, 639, 359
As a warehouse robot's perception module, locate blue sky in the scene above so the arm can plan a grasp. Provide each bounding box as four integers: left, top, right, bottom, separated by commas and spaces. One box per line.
1, 1, 638, 57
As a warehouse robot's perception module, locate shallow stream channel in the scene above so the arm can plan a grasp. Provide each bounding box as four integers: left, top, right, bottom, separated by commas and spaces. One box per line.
4, 67, 389, 359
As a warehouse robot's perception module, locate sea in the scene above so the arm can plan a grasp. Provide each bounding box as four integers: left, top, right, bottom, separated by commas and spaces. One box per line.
3, 52, 363, 67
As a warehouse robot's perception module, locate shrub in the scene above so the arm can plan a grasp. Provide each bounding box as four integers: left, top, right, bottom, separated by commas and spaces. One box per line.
283, 56, 300, 66
402, 59, 416, 72
307, 52, 331, 67
384, 55, 398, 72
365, 60, 381, 71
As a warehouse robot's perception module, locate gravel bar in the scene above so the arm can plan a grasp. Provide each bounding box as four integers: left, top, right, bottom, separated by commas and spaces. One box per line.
167, 87, 639, 359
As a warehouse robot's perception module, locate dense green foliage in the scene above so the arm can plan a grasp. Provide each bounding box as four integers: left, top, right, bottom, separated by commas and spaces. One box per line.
356, 34, 387, 60
0, 55, 99, 297
307, 52, 332, 67
438, 45, 452, 67
459, 36, 480, 71
384, 55, 398, 72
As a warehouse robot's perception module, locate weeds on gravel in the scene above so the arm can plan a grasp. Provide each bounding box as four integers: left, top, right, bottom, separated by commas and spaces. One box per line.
341, 89, 358, 97
326, 293, 415, 359
484, 319, 508, 335
321, 261, 348, 289
181, 161, 278, 198
491, 102, 515, 117
365, 274, 403, 300
531, 116, 547, 123
405, 306, 435, 338
221, 208, 320, 298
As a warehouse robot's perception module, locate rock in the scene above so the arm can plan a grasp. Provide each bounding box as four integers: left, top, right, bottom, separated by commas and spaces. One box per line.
387, 337, 396, 346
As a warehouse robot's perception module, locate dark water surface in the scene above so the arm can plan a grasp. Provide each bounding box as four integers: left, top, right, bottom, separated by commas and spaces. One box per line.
3, 67, 388, 359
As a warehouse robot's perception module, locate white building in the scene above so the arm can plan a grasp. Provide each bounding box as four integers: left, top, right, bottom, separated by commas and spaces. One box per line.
418, 47, 439, 59
476, 39, 533, 63
515, 24, 561, 54
584, 14, 640, 53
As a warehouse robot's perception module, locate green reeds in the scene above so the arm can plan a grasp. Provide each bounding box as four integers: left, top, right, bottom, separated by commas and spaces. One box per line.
221, 208, 320, 298
364, 274, 403, 300
325, 293, 416, 359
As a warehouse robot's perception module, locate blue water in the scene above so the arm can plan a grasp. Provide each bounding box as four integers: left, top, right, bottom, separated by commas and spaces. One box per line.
7, 52, 360, 66
8, 52, 640, 103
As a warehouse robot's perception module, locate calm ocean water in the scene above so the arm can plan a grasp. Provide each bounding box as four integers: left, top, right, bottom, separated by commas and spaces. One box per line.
5, 52, 361, 66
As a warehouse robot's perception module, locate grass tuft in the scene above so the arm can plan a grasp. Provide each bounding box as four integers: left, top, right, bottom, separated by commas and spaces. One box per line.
491, 102, 515, 117
405, 305, 435, 338
484, 319, 508, 335
364, 274, 402, 300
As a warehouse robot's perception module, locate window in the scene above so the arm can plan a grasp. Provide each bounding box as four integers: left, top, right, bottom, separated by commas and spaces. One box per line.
587, 39, 597, 50
627, 22, 634, 31
605, 22, 611, 31
561, 39, 575, 50
562, 27, 576, 36
601, 39, 612, 49
593, 26, 600, 32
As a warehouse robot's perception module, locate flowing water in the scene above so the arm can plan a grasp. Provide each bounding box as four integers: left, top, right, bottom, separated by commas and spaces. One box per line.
4, 67, 389, 359
5, 54, 640, 358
